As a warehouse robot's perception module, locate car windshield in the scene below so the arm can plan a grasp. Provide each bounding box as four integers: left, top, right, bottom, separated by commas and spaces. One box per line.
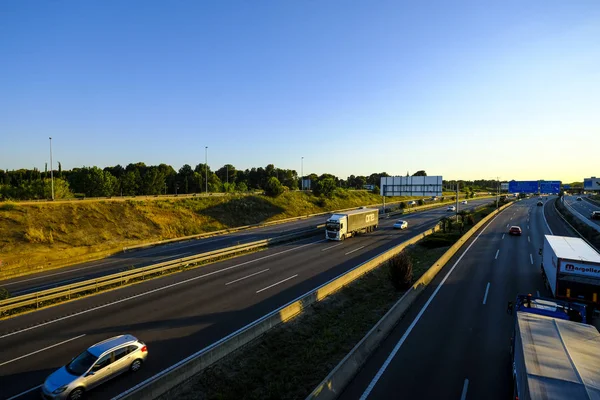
67, 350, 98, 376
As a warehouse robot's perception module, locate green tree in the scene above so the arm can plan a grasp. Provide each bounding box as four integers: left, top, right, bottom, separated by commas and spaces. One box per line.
412, 170, 427, 176
236, 181, 248, 192
264, 177, 284, 197
314, 177, 337, 198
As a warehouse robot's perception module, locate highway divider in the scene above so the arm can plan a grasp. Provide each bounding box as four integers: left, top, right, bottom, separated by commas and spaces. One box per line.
305, 201, 513, 400
561, 197, 600, 234
0, 226, 323, 317
554, 199, 600, 252
112, 224, 444, 400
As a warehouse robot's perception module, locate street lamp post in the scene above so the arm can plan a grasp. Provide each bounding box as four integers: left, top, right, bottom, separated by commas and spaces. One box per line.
496, 177, 500, 210
205, 146, 208, 194
49, 137, 54, 200
301, 157, 304, 190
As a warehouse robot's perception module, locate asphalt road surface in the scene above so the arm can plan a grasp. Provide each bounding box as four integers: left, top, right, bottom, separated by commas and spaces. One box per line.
339, 196, 573, 400
563, 195, 600, 231
0, 199, 493, 400
0, 214, 332, 296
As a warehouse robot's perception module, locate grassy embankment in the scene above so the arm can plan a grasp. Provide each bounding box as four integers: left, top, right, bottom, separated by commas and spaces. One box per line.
0, 191, 422, 279
166, 204, 500, 400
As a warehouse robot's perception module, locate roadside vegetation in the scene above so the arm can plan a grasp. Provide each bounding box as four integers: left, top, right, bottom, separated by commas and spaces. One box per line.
0, 190, 427, 279
164, 203, 500, 400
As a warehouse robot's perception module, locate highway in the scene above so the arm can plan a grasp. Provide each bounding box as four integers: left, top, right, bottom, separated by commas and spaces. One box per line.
0, 199, 493, 400
563, 195, 600, 231
339, 196, 576, 400
0, 214, 330, 296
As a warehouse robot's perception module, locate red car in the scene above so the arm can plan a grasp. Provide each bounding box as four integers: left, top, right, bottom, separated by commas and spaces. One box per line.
509, 226, 522, 236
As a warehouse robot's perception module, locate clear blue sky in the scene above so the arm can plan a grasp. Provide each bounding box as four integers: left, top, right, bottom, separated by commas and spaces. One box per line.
1, 0, 599, 182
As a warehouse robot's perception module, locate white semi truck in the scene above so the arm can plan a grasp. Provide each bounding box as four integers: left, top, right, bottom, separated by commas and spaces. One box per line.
510, 296, 600, 400
540, 235, 600, 314
325, 208, 379, 241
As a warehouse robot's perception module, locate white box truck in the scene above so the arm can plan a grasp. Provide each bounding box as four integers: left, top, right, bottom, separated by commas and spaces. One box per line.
511, 310, 600, 400
541, 235, 600, 310
325, 208, 379, 241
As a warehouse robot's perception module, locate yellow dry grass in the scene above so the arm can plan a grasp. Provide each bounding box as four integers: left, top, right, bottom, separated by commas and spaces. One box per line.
0, 191, 416, 278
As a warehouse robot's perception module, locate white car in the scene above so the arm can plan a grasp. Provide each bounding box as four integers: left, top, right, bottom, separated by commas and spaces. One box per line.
447, 206, 456, 211
408, 200, 416, 206
393, 220, 408, 229
461, 200, 467, 205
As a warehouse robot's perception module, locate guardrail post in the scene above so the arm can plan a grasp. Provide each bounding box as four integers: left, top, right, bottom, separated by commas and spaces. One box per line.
36, 293, 39, 309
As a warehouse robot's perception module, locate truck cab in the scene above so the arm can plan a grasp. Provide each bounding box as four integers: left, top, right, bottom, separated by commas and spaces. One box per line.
325, 214, 347, 241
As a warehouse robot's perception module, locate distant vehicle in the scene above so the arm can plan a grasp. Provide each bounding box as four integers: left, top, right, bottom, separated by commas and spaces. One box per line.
509, 226, 522, 236
537, 201, 543, 206
431, 196, 438, 201
508, 295, 599, 400
576, 197, 583, 201
461, 200, 467, 204
592, 211, 600, 220
540, 235, 600, 310
447, 206, 456, 212
41, 335, 148, 400
408, 200, 416, 206
325, 208, 379, 241
393, 220, 408, 230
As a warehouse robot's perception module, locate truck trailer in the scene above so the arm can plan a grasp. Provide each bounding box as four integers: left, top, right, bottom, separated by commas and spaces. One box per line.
510, 299, 600, 400
325, 208, 379, 241
541, 235, 600, 311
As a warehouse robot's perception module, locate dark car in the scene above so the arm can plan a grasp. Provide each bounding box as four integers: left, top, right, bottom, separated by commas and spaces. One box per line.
592, 211, 600, 220
577, 197, 583, 201
537, 201, 543, 206
509, 226, 522, 236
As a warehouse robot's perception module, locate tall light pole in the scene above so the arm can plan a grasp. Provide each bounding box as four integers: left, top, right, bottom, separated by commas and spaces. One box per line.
496, 176, 500, 210
205, 146, 208, 194
301, 157, 304, 190
49, 137, 55, 200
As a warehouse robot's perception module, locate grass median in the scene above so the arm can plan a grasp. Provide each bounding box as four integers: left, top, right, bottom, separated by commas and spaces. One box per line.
165, 205, 500, 400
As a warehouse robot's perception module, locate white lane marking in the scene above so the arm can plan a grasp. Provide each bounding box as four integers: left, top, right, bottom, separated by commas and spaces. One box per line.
6, 385, 42, 400
225, 269, 269, 285
0, 334, 86, 367
537, 290, 540, 297
530, 254, 534, 265
359, 207, 504, 399
17, 277, 83, 294
154, 253, 191, 262
0, 239, 325, 340
256, 274, 298, 294
506, 224, 510, 228
483, 283, 491, 305
495, 249, 499, 260
461, 378, 469, 400
2, 260, 122, 286
528, 236, 530, 243
502, 234, 505, 239
527, 225, 530, 230
321, 243, 343, 252
541, 203, 554, 235
345, 246, 366, 255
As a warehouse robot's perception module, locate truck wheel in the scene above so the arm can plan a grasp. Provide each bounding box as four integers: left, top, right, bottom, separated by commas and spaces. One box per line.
341, 234, 345, 241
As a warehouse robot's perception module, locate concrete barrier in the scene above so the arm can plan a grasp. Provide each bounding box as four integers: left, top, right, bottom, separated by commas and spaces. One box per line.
562, 197, 600, 233
112, 224, 443, 400
306, 201, 513, 400
554, 199, 600, 252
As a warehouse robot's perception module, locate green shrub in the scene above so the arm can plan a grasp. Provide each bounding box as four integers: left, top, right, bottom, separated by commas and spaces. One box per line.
0, 287, 9, 300
0, 202, 17, 211
264, 177, 284, 197
417, 199, 424, 206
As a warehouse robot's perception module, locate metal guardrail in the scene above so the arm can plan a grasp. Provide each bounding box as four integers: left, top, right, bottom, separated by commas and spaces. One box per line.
562, 197, 600, 233
0, 226, 323, 315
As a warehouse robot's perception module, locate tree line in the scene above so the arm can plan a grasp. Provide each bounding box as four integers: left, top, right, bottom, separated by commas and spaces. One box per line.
0, 162, 398, 200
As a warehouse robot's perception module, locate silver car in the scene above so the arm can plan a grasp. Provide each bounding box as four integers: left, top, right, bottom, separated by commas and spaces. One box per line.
41, 335, 148, 400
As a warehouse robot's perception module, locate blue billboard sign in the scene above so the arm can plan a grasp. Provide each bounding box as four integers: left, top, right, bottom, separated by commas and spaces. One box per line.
563, 184, 571, 190
508, 180, 539, 193
540, 181, 561, 194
